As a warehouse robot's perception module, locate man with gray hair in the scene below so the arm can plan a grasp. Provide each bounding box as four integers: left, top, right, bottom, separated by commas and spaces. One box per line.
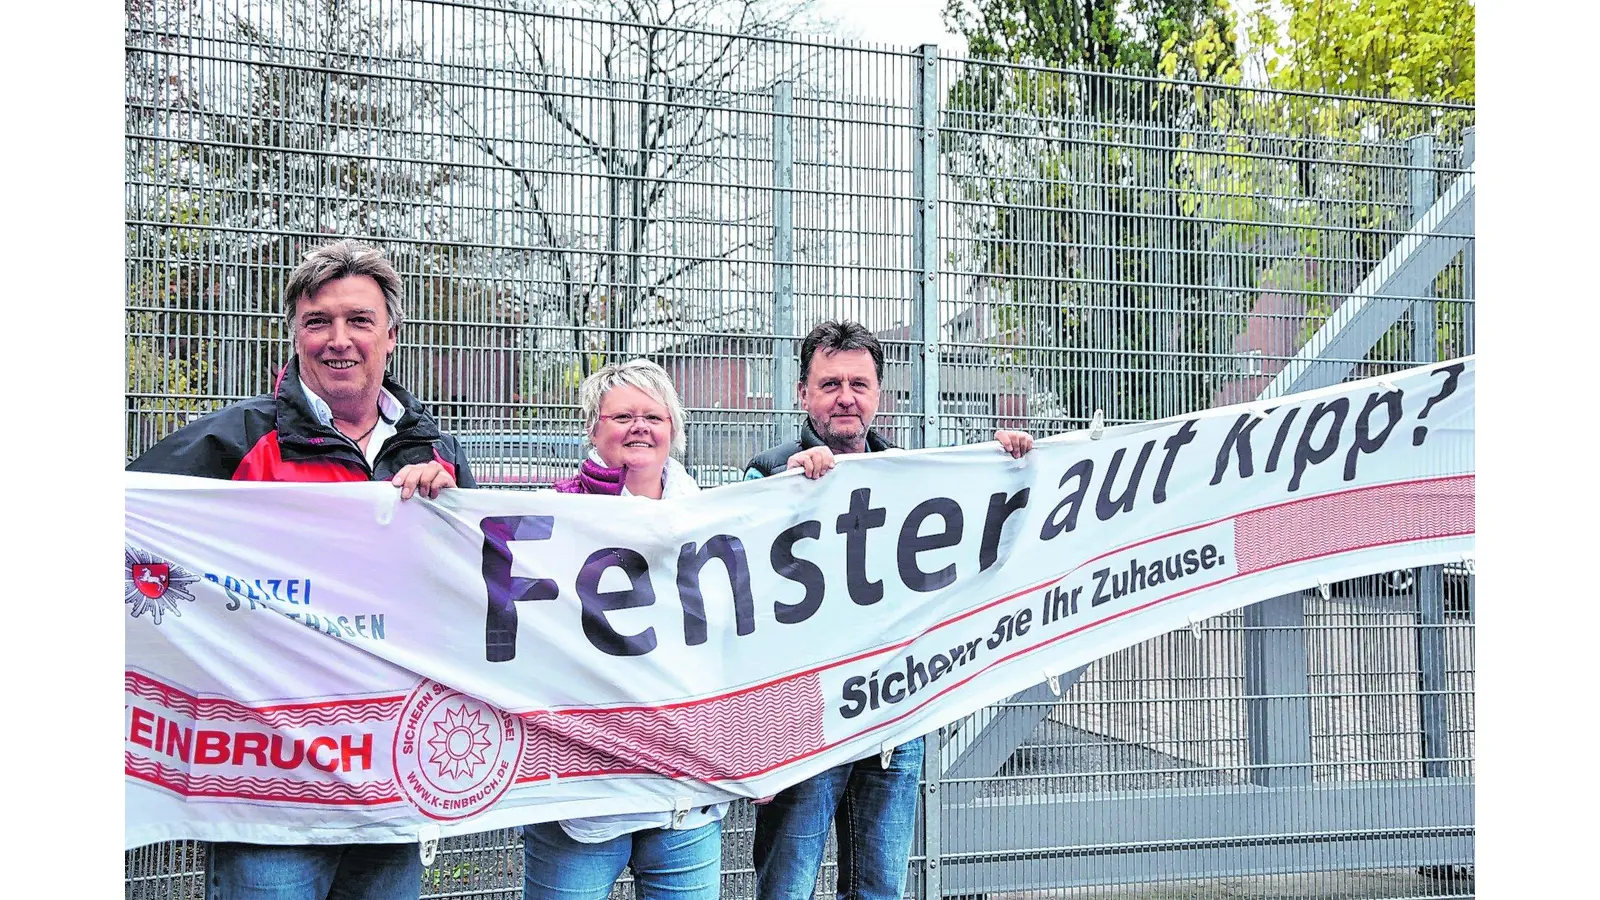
129, 238, 475, 899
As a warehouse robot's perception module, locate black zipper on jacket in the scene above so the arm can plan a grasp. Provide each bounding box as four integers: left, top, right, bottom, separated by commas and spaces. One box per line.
271, 360, 444, 480
294, 428, 439, 481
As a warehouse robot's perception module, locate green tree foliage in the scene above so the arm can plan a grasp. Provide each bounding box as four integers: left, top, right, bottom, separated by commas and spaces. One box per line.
1245, 0, 1474, 102
944, 0, 1243, 81
937, 0, 1473, 425
940, 1, 1249, 423
1237, 0, 1476, 362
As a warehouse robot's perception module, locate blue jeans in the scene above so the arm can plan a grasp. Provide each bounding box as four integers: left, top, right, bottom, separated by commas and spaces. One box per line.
521, 820, 723, 900
754, 737, 924, 900
204, 841, 422, 900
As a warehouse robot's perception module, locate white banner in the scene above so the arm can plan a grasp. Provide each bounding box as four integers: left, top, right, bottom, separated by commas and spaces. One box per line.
125, 358, 1474, 849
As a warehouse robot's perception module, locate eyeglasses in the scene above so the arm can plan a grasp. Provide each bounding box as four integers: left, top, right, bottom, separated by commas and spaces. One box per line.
602, 413, 669, 428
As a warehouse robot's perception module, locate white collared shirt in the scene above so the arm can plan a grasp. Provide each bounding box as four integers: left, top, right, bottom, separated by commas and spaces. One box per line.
298, 378, 404, 467
611, 454, 700, 499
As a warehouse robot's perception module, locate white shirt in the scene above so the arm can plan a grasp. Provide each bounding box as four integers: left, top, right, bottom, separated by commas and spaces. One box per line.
617, 456, 700, 500
298, 379, 403, 467
557, 801, 729, 843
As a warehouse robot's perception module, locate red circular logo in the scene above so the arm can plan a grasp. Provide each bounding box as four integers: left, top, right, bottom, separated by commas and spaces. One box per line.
393, 681, 524, 821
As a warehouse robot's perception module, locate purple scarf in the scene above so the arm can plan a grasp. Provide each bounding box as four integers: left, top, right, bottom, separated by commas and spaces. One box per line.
552, 457, 625, 495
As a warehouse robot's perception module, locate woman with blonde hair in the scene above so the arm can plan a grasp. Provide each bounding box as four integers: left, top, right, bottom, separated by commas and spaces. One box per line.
549, 358, 696, 499
523, 358, 725, 898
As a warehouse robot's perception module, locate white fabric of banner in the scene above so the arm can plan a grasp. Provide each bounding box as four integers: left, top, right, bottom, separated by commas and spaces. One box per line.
125, 358, 1474, 849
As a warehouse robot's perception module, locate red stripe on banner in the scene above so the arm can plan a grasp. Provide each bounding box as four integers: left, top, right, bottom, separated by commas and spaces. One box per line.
521, 475, 1476, 720
507, 475, 1474, 783
1234, 475, 1475, 574
126, 754, 402, 806
125, 672, 406, 726
515, 674, 825, 782
715, 479, 1478, 780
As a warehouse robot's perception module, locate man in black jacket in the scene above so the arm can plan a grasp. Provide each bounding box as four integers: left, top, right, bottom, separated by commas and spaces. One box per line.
128, 239, 473, 900
744, 320, 1032, 900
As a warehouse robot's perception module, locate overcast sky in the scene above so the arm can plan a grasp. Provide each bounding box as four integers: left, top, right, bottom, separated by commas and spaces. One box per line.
808, 0, 967, 52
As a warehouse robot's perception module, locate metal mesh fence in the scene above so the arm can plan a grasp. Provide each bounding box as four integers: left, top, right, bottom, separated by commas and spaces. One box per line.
125, 1, 1474, 897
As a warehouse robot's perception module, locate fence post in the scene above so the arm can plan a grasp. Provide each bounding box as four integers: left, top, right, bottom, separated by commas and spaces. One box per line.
772, 81, 796, 416
1408, 133, 1451, 778
1461, 127, 1475, 355
1152, 108, 1180, 419
913, 46, 942, 898
921, 721, 943, 900
1415, 564, 1450, 777
1408, 134, 1437, 364
1243, 594, 1313, 787
911, 44, 940, 450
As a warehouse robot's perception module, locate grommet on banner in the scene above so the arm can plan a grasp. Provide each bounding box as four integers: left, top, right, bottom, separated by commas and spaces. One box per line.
1248, 405, 1271, 421
1046, 671, 1061, 696
1088, 409, 1106, 440
673, 798, 692, 828
1316, 578, 1331, 601
1378, 378, 1399, 394
1462, 554, 1475, 576
880, 741, 896, 769
376, 488, 400, 526
418, 823, 440, 867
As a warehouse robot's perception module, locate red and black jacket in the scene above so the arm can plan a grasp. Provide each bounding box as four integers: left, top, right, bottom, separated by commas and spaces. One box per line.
128, 358, 477, 487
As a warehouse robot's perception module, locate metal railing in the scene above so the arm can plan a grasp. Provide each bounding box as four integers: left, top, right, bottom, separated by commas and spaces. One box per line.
126, 1, 1474, 897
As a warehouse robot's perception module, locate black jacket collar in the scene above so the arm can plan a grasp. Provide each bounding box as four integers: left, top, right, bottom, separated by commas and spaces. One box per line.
272, 357, 442, 452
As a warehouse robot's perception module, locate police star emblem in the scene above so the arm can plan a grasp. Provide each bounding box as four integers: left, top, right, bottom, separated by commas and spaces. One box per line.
426, 705, 494, 779
125, 546, 200, 625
